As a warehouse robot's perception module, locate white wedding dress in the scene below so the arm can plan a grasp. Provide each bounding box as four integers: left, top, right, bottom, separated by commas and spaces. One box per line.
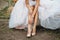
9, 0, 36, 29
9, 0, 60, 30
38, 0, 60, 30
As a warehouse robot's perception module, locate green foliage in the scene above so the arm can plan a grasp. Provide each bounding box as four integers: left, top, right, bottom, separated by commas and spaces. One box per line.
8, 0, 15, 6
0, 6, 9, 19
0, 0, 15, 19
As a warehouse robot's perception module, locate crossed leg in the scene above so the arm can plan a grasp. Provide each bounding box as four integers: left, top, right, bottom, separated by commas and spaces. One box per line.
27, 12, 33, 37
27, 6, 38, 37
32, 12, 38, 36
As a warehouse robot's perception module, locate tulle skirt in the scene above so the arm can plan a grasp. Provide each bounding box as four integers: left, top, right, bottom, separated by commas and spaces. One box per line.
38, 0, 60, 30
9, 0, 60, 30
9, 0, 28, 28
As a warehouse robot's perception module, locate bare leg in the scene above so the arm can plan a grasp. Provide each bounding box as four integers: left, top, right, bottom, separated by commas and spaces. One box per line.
27, 6, 34, 37
32, 12, 38, 36
27, 24, 32, 37
27, 14, 33, 37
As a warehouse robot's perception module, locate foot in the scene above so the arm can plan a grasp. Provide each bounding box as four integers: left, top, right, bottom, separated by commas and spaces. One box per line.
32, 33, 36, 36
27, 33, 31, 38
27, 24, 32, 38
32, 26, 36, 36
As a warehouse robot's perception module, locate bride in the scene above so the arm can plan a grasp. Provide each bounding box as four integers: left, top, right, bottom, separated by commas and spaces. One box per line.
9, 0, 39, 37
9, 0, 60, 37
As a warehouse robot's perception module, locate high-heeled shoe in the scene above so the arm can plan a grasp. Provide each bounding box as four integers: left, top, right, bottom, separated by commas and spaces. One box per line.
27, 25, 32, 38
32, 33, 36, 36
27, 33, 31, 38
27, 26, 33, 38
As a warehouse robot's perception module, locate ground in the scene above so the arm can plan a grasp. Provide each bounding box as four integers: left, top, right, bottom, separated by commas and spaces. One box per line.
0, 19, 60, 40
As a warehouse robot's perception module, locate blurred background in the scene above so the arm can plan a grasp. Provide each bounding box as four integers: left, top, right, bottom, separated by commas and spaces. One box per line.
0, 0, 15, 19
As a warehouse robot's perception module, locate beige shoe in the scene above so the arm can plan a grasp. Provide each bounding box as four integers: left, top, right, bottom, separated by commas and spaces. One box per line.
27, 33, 31, 38
32, 33, 36, 36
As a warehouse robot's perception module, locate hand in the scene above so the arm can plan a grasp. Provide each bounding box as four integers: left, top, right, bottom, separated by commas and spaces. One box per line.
32, 15, 34, 18
28, 6, 33, 13
30, 9, 33, 14
29, 8, 33, 15
28, 15, 34, 24
31, 12, 35, 18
